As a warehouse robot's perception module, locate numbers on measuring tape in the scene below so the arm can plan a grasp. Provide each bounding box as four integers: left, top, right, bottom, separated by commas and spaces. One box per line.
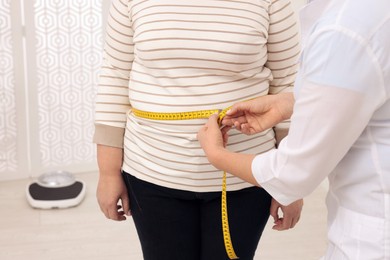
222, 171, 239, 259
132, 108, 218, 121
132, 107, 231, 125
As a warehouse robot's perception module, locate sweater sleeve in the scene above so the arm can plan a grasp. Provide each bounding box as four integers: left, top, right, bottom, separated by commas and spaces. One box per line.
93, 0, 134, 148
266, 0, 301, 145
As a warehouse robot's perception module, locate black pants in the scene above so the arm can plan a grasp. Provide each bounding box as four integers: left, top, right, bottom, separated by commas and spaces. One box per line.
122, 172, 271, 260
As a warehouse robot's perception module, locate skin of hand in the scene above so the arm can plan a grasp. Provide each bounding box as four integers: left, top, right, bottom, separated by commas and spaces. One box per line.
197, 114, 259, 186
198, 108, 304, 230
222, 92, 294, 135
96, 144, 131, 221
270, 198, 303, 231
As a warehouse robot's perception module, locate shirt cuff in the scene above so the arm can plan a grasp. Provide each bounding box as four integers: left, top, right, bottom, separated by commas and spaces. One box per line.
252, 151, 299, 206
93, 124, 125, 148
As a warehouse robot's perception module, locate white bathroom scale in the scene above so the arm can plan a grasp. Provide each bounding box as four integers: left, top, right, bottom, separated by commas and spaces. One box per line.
26, 171, 86, 209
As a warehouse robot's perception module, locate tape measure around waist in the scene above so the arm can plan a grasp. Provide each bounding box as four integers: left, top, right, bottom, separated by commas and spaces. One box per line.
131, 107, 239, 260
131, 107, 230, 124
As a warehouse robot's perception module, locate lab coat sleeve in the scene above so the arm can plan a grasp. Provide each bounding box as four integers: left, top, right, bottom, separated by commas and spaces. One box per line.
252, 27, 387, 205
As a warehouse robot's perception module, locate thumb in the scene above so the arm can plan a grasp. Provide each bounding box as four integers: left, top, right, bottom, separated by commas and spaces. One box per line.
121, 193, 131, 216
270, 201, 279, 223
207, 113, 220, 127
226, 102, 249, 116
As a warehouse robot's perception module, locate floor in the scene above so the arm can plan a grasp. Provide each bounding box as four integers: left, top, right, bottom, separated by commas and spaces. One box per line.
0, 172, 328, 260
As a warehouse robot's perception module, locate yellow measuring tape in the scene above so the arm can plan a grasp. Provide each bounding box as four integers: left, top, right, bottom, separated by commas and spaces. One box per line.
221, 170, 239, 259
132, 107, 239, 259
132, 107, 229, 124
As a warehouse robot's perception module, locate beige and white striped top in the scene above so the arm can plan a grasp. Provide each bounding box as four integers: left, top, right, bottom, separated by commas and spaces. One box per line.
94, 0, 300, 192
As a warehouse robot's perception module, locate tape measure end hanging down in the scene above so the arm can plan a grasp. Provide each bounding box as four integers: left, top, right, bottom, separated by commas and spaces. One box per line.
222, 171, 239, 260
131, 107, 239, 259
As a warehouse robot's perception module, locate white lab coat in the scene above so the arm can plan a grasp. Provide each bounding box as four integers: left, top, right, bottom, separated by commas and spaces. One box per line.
252, 0, 390, 259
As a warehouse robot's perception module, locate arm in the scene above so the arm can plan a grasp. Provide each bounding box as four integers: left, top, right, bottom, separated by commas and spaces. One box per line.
94, 0, 134, 221
198, 113, 260, 186
199, 28, 385, 206
266, 0, 300, 145
227, 2, 302, 228
199, 113, 303, 230
96, 144, 130, 220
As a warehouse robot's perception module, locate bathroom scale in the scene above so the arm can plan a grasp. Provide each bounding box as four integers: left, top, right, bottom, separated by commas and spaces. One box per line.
26, 171, 86, 209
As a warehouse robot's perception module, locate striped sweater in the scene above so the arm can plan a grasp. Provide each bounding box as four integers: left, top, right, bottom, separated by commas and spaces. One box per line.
94, 0, 300, 192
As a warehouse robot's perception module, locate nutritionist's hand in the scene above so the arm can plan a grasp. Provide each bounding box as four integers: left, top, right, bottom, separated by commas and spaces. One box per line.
222, 93, 294, 135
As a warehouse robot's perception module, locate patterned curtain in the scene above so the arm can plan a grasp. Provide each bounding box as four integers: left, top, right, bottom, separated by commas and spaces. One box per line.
0, 0, 18, 176
0, 0, 105, 180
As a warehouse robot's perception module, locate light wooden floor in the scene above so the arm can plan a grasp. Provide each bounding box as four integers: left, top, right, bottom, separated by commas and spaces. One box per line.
0, 172, 327, 260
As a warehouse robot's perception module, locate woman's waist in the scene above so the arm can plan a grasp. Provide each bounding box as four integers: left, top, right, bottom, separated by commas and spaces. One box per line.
125, 116, 275, 156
